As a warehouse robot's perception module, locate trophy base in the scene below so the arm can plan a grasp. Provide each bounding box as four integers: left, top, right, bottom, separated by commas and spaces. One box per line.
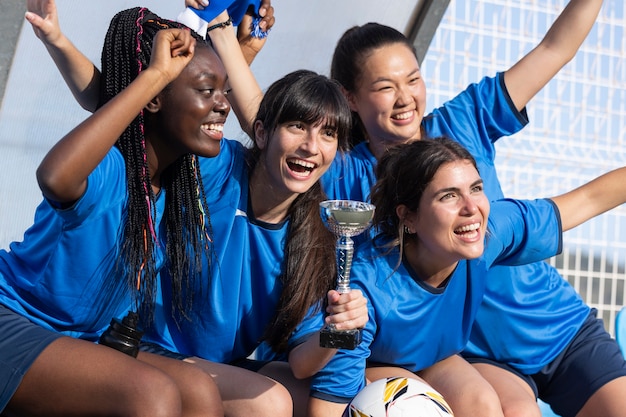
319, 328, 362, 350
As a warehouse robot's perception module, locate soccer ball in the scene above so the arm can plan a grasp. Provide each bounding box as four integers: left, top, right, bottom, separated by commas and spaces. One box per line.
342, 377, 454, 417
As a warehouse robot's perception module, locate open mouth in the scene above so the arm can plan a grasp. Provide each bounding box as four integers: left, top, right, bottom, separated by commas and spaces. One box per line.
287, 158, 317, 176
392, 110, 414, 120
201, 123, 224, 134
454, 222, 481, 238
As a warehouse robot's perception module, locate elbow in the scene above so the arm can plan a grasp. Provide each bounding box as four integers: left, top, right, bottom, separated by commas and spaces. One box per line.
36, 164, 80, 204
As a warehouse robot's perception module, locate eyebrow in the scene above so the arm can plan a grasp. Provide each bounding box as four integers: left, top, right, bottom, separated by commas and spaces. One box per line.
434, 179, 483, 196
371, 68, 421, 85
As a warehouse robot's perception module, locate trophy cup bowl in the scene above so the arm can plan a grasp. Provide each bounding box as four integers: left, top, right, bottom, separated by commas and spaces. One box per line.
319, 200, 375, 349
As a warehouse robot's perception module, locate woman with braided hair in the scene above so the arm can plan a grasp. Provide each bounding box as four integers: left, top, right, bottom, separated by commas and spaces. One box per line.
0, 7, 226, 417
24, 3, 368, 416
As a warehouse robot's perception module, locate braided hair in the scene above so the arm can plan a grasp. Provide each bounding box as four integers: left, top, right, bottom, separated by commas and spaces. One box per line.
99, 7, 214, 323
250, 70, 352, 352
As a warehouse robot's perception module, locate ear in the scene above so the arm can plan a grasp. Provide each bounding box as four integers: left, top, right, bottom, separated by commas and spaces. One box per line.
396, 204, 416, 234
341, 86, 359, 113
145, 95, 161, 114
254, 119, 267, 149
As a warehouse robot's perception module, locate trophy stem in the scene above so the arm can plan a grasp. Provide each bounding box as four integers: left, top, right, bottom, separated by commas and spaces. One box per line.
336, 236, 354, 294
319, 199, 375, 350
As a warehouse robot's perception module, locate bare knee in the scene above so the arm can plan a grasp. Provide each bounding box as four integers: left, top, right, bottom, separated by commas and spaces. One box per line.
178, 365, 224, 417
449, 385, 503, 417
224, 381, 293, 417
126, 369, 183, 417
501, 400, 541, 417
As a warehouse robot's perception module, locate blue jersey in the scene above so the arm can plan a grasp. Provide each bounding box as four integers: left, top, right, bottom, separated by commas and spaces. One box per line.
320, 72, 590, 374
188, 0, 261, 27
143, 139, 321, 363
309, 198, 562, 402
0, 148, 165, 340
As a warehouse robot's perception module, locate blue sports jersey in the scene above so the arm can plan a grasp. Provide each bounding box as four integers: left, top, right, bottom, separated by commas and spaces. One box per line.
319, 72, 590, 374
188, 0, 260, 27
309, 198, 562, 402
0, 148, 165, 340
143, 138, 322, 363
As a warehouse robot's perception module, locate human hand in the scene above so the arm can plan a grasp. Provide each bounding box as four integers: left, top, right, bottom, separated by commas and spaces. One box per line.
238, 0, 275, 63
149, 29, 196, 83
325, 289, 368, 331
25, 0, 62, 46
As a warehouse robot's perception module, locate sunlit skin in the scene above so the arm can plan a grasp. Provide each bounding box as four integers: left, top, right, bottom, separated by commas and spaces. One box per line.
399, 160, 490, 287
347, 42, 427, 159
250, 120, 339, 223
145, 46, 231, 190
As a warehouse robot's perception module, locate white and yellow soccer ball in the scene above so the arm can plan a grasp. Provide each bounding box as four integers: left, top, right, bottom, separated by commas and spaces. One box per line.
342, 377, 454, 417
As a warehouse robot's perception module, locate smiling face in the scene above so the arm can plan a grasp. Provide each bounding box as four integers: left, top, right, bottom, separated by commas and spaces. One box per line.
348, 42, 427, 156
400, 160, 490, 280
147, 45, 230, 161
255, 119, 338, 203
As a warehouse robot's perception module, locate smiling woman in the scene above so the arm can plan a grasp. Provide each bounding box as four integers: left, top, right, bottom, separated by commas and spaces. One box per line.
0, 7, 226, 416
303, 136, 626, 417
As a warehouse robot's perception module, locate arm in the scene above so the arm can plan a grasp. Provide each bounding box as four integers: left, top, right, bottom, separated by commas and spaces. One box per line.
36, 29, 195, 204
551, 166, 626, 232
288, 289, 368, 379
503, 0, 603, 111
207, 10, 264, 138
25, 0, 100, 112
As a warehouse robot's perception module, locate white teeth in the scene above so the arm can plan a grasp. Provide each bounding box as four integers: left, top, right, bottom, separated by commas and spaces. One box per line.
393, 111, 413, 120
288, 159, 315, 169
202, 123, 224, 132
455, 222, 480, 233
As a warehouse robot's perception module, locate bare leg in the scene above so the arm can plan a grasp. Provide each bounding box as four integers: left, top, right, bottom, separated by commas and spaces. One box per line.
258, 361, 311, 417
419, 355, 504, 417
6, 336, 184, 417
472, 363, 540, 417
184, 357, 292, 417
138, 352, 223, 417
577, 376, 626, 417
307, 396, 347, 417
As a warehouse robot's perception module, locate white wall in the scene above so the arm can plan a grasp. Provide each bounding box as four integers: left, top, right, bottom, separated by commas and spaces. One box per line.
0, 0, 422, 247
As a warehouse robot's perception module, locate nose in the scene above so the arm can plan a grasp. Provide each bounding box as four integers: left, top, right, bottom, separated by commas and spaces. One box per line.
301, 131, 320, 155
460, 195, 479, 215
396, 84, 413, 107
213, 91, 231, 115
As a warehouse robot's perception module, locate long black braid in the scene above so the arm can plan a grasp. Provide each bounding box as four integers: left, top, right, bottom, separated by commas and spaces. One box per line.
99, 7, 213, 323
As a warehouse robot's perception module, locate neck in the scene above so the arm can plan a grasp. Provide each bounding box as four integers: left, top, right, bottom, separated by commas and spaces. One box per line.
403, 241, 458, 288
249, 165, 297, 224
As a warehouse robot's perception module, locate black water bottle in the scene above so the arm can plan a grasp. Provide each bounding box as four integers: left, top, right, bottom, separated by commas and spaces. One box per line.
99, 311, 144, 357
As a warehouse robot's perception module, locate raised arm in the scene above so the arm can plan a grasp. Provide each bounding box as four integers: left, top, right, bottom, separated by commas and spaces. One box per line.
504, 0, 603, 111
551, 166, 626, 232
207, 10, 264, 138
36, 29, 195, 205
25, 0, 100, 112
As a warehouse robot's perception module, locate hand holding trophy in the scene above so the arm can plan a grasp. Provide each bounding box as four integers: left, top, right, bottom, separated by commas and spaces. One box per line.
319, 199, 375, 349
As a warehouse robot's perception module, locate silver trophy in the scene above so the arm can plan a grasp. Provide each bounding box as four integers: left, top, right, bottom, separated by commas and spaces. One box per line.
319, 200, 375, 349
